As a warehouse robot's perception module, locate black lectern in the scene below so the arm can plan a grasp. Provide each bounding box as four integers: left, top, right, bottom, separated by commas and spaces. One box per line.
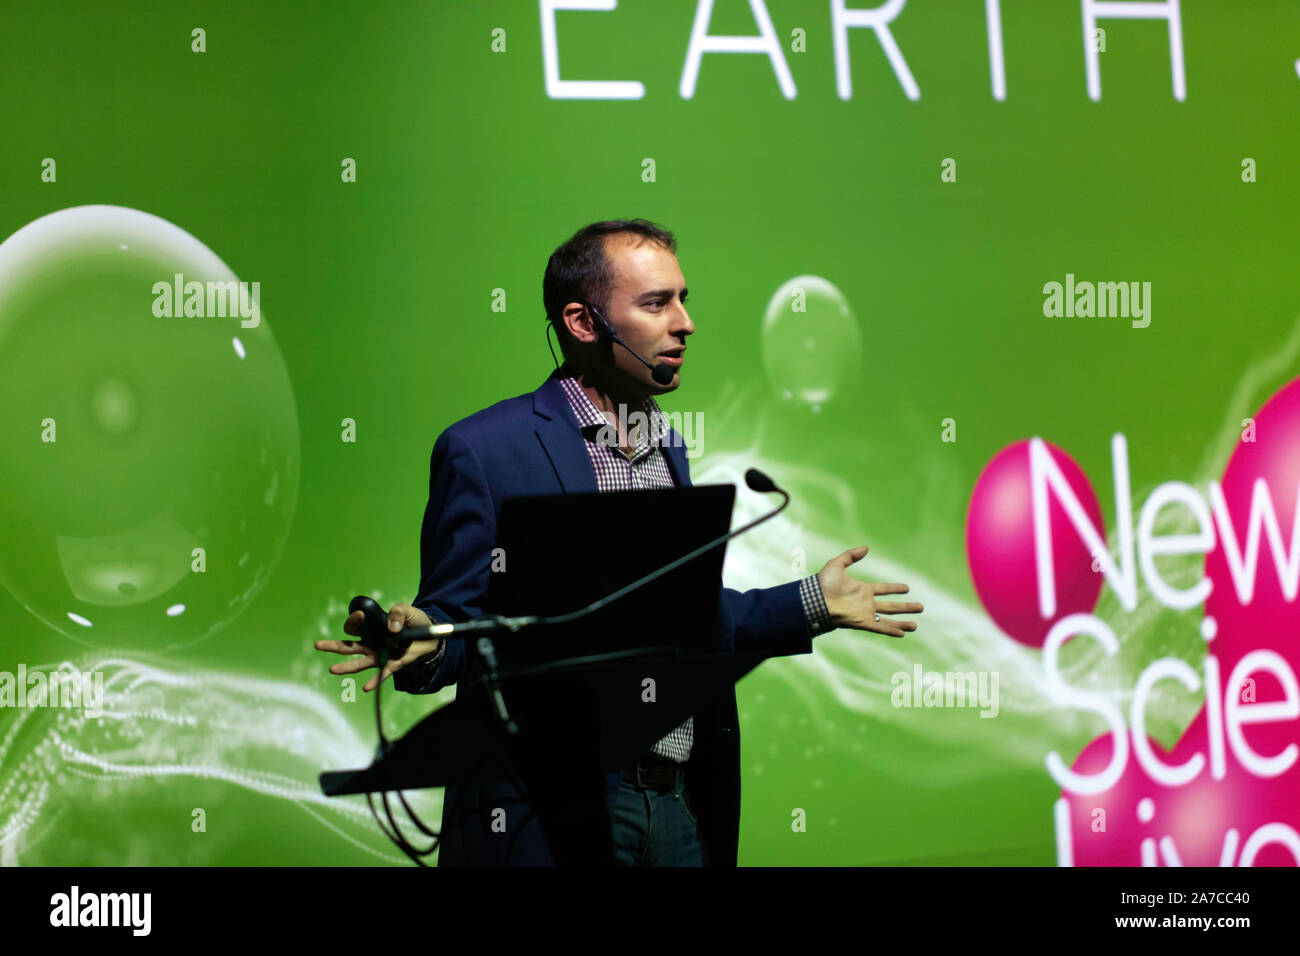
321, 483, 779, 865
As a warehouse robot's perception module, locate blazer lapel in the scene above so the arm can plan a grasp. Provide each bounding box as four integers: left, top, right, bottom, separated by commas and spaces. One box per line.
533, 372, 598, 494
661, 438, 692, 488
532, 369, 694, 491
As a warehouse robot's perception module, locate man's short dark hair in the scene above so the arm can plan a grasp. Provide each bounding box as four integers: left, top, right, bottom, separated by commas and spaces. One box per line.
542, 218, 677, 354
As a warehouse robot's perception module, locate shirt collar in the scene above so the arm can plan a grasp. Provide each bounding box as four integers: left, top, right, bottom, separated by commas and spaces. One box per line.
556, 371, 668, 454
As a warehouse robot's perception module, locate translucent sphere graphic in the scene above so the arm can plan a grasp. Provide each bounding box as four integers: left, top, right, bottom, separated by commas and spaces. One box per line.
0, 205, 300, 650
760, 275, 862, 409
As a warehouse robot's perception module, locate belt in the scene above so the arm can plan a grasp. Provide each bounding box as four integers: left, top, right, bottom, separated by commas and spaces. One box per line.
621, 751, 686, 792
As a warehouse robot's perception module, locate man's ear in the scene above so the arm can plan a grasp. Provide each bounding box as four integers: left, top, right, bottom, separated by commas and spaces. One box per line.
564, 301, 600, 345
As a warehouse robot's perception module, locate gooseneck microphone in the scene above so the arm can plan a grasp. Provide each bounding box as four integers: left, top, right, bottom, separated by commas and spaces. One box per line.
351, 467, 790, 652
586, 302, 677, 386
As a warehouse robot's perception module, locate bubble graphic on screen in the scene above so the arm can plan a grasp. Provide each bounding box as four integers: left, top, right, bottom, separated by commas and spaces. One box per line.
0, 205, 299, 650
760, 275, 862, 409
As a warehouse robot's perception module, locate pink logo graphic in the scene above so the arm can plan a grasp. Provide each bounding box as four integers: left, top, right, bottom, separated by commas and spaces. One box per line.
966, 440, 1105, 647
966, 380, 1300, 866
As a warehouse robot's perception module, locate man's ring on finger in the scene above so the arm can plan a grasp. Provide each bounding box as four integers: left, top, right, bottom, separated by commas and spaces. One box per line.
874, 613, 880, 622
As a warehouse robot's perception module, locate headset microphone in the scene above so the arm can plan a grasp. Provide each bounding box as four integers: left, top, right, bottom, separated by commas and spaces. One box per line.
586, 303, 678, 386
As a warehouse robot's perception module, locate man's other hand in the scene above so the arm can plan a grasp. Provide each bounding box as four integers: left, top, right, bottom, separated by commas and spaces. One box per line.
314, 602, 442, 692
816, 545, 924, 638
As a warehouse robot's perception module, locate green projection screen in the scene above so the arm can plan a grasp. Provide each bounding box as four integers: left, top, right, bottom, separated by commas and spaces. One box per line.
1, 0, 1298, 870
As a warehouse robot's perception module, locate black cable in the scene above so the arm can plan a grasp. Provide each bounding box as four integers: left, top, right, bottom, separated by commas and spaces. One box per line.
396, 789, 438, 837
545, 317, 561, 371
361, 647, 438, 865
367, 790, 431, 865
381, 787, 436, 860
362, 648, 539, 866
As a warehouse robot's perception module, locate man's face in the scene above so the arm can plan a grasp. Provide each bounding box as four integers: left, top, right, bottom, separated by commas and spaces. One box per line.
588, 235, 694, 395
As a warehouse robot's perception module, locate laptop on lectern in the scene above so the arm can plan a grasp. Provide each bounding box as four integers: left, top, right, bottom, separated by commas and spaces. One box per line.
485, 483, 737, 670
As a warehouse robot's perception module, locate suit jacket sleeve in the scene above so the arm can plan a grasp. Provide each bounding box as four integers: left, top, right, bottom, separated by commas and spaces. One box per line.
393, 427, 495, 695
716, 581, 816, 657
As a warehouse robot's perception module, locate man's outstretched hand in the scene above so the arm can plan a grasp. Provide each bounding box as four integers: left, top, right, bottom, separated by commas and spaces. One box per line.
816, 545, 923, 638
314, 601, 443, 692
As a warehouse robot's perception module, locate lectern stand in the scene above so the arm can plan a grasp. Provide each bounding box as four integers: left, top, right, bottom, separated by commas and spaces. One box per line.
321, 642, 770, 864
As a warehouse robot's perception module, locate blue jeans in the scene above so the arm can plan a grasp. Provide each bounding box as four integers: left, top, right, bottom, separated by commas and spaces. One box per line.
610, 776, 705, 866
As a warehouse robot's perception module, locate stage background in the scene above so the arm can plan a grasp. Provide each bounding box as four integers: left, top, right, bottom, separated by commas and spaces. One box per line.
1, 0, 1297, 865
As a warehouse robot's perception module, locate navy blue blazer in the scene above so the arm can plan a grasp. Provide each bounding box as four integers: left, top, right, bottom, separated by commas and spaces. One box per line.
394, 367, 816, 865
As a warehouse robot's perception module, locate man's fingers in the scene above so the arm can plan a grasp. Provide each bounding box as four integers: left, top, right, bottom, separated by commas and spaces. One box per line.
329, 656, 377, 675
875, 619, 916, 634
825, 545, 869, 570
867, 622, 907, 638
315, 638, 372, 655
363, 658, 403, 693
871, 582, 911, 596
837, 545, 869, 566
874, 600, 924, 615
343, 610, 366, 637
387, 603, 411, 634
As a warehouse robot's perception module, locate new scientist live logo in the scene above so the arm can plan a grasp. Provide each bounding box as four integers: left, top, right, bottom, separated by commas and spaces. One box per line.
965, 378, 1300, 866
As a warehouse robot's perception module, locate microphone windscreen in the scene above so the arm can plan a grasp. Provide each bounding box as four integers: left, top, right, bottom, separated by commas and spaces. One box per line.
745, 468, 777, 493
651, 364, 676, 385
